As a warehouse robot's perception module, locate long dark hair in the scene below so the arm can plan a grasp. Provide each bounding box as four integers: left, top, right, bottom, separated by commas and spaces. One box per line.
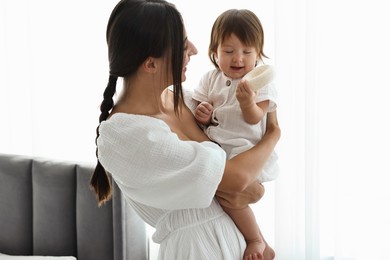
90, 0, 185, 206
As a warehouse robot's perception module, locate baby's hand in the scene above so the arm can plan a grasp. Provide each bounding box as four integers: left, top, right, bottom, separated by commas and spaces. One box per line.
236, 80, 256, 107
194, 101, 213, 125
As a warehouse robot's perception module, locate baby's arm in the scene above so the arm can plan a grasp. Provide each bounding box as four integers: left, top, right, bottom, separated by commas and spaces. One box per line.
193, 100, 213, 126
236, 80, 269, 125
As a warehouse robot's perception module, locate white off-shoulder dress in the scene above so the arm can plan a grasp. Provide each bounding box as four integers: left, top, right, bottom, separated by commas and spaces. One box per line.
97, 112, 246, 260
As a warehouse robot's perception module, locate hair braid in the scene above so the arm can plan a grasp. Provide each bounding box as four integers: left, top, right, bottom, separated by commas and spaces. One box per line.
91, 0, 185, 206
90, 75, 118, 206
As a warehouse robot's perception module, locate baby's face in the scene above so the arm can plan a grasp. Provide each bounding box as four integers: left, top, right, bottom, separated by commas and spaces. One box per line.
215, 33, 259, 79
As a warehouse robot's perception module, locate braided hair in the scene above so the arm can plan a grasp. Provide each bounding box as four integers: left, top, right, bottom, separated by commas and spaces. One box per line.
90, 0, 185, 206
90, 75, 117, 205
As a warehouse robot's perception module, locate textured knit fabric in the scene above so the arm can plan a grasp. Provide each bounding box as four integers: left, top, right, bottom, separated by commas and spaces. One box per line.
193, 69, 279, 182
97, 112, 246, 260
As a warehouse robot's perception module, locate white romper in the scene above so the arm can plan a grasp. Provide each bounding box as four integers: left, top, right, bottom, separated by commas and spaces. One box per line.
193, 69, 279, 183
97, 112, 246, 260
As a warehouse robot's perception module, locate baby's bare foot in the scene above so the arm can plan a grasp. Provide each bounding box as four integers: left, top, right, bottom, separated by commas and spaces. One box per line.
244, 239, 266, 260
263, 243, 275, 260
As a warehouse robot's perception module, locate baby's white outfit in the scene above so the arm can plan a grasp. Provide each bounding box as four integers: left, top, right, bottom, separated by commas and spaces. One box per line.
98, 111, 247, 260
193, 69, 279, 183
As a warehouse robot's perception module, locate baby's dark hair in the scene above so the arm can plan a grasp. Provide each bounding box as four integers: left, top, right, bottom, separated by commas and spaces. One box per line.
208, 9, 268, 68
90, 0, 185, 206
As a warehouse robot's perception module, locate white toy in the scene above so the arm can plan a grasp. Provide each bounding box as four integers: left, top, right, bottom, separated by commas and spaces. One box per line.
242, 64, 275, 91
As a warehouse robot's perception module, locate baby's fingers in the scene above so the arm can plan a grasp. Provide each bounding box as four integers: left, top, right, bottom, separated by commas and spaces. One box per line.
241, 80, 255, 93
200, 101, 213, 112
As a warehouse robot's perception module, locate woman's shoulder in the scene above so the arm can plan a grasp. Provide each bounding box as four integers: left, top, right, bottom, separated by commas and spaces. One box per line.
107, 113, 167, 127
99, 113, 171, 141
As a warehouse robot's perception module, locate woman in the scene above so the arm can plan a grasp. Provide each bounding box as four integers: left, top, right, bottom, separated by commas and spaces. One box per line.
90, 0, 280, 259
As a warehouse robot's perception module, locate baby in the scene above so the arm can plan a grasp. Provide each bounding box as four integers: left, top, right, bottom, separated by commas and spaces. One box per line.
193, 9, 279, 260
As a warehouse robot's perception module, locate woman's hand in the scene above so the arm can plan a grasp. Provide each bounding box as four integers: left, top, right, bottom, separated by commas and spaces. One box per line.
216, 182, 264, 210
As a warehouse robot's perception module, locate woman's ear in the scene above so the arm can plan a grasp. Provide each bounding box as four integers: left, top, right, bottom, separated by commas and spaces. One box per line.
143, 57, 157, 73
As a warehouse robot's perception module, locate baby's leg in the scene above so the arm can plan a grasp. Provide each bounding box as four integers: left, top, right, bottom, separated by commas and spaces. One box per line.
222, 205, 268, 259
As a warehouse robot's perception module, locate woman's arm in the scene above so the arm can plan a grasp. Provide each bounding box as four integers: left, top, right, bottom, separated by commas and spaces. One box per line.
216, 181, 264, 209
218, 110, 281, 192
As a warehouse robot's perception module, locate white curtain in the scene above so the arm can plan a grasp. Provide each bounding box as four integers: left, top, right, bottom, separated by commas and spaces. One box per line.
274, 0, 390, 259
1, 1, 389, 259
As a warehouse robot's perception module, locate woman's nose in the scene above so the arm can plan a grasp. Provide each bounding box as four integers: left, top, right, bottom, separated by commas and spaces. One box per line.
188, 40, 198, 56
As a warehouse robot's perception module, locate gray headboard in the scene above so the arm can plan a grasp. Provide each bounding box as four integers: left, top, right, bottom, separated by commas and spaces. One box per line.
0, 153, 148, 260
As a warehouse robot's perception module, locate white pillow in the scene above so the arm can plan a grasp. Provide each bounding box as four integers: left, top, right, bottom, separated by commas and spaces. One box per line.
0, 253, 76, 260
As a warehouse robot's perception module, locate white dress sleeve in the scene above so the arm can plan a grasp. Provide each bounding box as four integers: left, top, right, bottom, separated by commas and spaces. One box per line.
97, 113, 226, 210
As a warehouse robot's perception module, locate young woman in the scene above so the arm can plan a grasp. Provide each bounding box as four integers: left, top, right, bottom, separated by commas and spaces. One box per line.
90, 1, 279, 259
